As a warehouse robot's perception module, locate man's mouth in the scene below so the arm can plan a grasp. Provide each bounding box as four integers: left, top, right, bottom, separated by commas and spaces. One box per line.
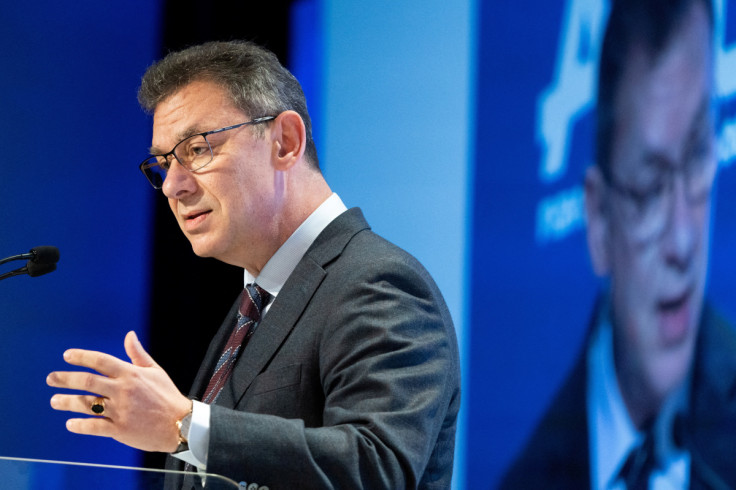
182, 210, 212, 230
657, 288, 693, 345
186, 210, 210, 220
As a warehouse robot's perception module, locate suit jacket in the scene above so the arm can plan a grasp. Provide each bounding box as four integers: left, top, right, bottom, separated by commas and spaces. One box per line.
165, 208, 460, 490
499, 301, 736, 490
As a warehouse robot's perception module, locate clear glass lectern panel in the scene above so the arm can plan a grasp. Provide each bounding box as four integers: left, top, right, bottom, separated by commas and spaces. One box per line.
0, 456, 241, 489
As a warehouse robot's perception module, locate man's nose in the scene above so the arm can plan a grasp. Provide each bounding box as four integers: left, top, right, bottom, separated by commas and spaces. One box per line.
660, 175, 698, 269
162, 159, 197, 199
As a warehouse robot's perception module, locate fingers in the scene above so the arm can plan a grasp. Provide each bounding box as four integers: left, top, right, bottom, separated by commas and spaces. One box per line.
124, 331, 156, 368
47, 331, 187, 452
51, 331, 151, 384
50, 393, 109, 417
46, 370, 114, 396
50, 394, 117, 439
61, 348, 127, 378
65, 416, 115, 438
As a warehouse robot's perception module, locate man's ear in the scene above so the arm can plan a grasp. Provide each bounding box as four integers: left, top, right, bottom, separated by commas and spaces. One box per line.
585, 165, 611, 277
270, 110, 307, 171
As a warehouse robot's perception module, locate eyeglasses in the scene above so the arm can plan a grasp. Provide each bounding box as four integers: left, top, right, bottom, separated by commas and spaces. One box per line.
139, 116, 276, 189
603, 148, 717, 243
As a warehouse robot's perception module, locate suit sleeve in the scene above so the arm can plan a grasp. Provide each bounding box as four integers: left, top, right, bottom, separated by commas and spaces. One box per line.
206, 249, 460, 489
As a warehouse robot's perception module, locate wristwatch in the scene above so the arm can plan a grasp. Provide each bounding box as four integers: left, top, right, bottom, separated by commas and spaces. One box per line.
175, 409, 193, 451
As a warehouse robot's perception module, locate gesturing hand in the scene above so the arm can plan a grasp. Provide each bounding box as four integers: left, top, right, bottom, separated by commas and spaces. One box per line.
47, 331, 192, 453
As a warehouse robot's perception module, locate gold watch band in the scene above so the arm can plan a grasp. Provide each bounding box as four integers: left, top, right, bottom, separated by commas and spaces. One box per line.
176, 404, 193, 447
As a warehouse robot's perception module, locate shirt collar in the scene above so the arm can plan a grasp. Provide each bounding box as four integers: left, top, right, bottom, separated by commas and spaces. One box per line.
244, 193, 347, 297
588, 302, 690, 489
589, 314, 639, 489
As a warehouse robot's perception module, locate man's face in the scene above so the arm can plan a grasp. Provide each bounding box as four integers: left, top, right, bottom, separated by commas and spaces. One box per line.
595, 4, 715, 405
152, 79, 282, 272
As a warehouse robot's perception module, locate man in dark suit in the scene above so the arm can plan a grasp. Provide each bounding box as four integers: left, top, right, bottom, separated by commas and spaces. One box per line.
501, 0, 736, 488
47, 41, 460, 489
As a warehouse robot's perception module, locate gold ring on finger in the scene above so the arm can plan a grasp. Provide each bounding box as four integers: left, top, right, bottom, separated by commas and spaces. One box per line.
90, 397, 105, 415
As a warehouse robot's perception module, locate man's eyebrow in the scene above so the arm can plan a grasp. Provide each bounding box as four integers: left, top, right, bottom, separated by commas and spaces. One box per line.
147, 124, 205, 156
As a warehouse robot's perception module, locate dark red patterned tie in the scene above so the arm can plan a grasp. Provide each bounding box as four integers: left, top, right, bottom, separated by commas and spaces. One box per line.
202, 284, 271, 404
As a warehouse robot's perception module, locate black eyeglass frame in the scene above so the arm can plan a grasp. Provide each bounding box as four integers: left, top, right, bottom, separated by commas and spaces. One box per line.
139, 116, 277, 189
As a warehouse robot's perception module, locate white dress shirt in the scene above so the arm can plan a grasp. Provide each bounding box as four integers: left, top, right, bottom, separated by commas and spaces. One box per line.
588, 315, 691, 490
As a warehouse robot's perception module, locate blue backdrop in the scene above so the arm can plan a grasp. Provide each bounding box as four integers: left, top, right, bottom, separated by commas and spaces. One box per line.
0, 0, 161, 479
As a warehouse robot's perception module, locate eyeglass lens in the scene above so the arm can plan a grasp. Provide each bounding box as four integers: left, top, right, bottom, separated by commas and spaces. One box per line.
613, 158, 717, 243
141, 134, 213, 188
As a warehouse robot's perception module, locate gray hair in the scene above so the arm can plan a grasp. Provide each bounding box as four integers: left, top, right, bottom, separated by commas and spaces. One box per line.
138, 40, 319, 169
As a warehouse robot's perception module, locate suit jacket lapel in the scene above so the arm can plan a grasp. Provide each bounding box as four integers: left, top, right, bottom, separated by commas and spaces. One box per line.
219, 258, 326, 408
217, 207, 370, 409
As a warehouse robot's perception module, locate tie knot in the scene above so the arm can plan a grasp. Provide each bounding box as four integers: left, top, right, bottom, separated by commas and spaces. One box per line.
619, 428, 658, 490
240, 283, 271, 321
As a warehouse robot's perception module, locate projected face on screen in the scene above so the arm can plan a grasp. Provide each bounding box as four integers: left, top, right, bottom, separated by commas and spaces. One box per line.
586, 0, 715, 423
482, 0, 736, 487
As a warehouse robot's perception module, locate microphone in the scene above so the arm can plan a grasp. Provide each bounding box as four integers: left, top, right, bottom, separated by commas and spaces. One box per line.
673, 413, 730, 490
0, 246, 60, 281
0, 246, 60, 266
27, 261, 57, 277
28, 246, 60, 266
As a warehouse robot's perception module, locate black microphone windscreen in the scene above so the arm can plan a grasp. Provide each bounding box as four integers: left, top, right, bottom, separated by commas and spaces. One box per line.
26, 261, 56, 277
30, 246, 60, 265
